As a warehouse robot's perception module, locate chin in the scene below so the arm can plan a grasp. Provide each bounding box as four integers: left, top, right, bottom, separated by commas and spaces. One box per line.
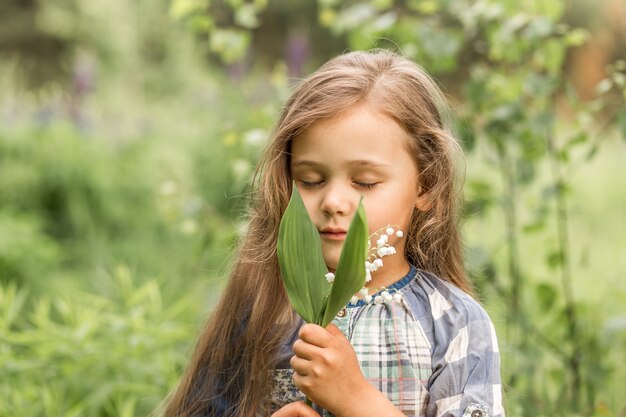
323, 259, 338, 272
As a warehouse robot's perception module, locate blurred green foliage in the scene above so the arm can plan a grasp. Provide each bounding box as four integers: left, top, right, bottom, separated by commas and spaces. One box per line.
0, 267, 197, 417
1, 0, 625, 416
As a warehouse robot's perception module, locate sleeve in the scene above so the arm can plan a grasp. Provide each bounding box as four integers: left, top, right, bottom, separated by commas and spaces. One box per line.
426, 299, 505, 417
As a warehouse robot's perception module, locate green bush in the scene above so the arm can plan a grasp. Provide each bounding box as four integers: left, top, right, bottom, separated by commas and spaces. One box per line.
0, 115, 250, 294
0, 266, 202, 417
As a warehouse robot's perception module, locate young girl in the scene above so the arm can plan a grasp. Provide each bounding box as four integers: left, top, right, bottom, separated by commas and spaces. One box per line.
164, 50, 504, 417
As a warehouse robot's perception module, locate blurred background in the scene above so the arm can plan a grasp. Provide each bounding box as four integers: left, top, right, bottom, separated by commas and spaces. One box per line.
1, 0, 625, 416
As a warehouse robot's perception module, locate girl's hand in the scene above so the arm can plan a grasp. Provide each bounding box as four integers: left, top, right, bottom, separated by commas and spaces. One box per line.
290, 323, 371, 416
271, 401, 320, 417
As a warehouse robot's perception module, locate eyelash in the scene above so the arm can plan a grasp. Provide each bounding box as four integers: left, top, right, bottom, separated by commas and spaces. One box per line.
355, 181, 377, 190
298, 180, 378, 190
299, 180, 323, 189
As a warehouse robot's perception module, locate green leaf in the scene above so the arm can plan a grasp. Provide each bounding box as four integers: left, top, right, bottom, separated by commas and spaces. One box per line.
617, 108, 626, 141
536, 282, 557, 312
169, 0, 205, 20
564, 28, 589, 47
209, 29, 251, 64
321, 200, 367, 326
234, 4, 260, 29
277, 184, 329, 323
546, 250, 564, 269
277, 187, 368, 326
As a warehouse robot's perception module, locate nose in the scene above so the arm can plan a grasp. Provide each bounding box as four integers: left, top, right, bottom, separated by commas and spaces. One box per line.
320, 181, 355, 217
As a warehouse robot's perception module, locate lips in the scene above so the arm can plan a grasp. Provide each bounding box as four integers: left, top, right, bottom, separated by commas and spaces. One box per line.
319, 227, 347, 241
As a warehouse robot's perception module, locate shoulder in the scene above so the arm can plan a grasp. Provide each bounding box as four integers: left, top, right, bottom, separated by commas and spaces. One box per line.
403, 272, 505, 417
402, 269, 498, 358
403, 268, 493, 325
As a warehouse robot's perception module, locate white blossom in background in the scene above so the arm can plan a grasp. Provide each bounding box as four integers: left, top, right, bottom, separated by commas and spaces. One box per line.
243, 128, 268, 147
180, 219, 197, 235
231, 159, 251, 183
160, 180, 178, 196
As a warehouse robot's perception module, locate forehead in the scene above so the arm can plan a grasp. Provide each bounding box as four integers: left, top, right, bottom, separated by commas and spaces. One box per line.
290, 103, 414, 167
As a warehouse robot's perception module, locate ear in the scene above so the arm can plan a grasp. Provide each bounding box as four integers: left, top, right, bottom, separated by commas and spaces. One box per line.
415, 191, 432, 212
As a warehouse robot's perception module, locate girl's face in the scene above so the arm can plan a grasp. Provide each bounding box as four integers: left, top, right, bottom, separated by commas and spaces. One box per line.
290, 103, 431, 283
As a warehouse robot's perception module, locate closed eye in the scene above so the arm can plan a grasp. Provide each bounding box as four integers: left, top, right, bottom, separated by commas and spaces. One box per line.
298, 180, 324, 189
354, 181, 378, 190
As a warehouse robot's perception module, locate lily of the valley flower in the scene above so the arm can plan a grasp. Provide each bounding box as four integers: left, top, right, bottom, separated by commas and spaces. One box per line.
352, 225, 406, 306
322, 225, 407, 307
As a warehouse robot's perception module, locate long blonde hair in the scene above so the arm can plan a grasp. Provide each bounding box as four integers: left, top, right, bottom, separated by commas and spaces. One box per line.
164, 49, 469, 417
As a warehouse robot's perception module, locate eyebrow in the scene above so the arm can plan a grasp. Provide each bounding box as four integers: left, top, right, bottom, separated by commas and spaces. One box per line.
291, 159, 391, 169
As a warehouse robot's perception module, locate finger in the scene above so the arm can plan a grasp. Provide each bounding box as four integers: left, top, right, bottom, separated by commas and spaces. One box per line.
292, 371, 311, 394
292, 338, 322, 360
290, 354, 312, 376
271, 401, 320, 417
298, 323, 333, 347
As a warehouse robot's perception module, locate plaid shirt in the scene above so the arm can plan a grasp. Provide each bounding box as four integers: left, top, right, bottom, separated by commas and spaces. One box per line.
270, 266, 504, 417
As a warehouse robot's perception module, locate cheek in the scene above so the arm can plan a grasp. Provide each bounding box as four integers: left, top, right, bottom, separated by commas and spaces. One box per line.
363, 202, 416, 238
299, 192, 319, 219
362, 202, 391, 233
